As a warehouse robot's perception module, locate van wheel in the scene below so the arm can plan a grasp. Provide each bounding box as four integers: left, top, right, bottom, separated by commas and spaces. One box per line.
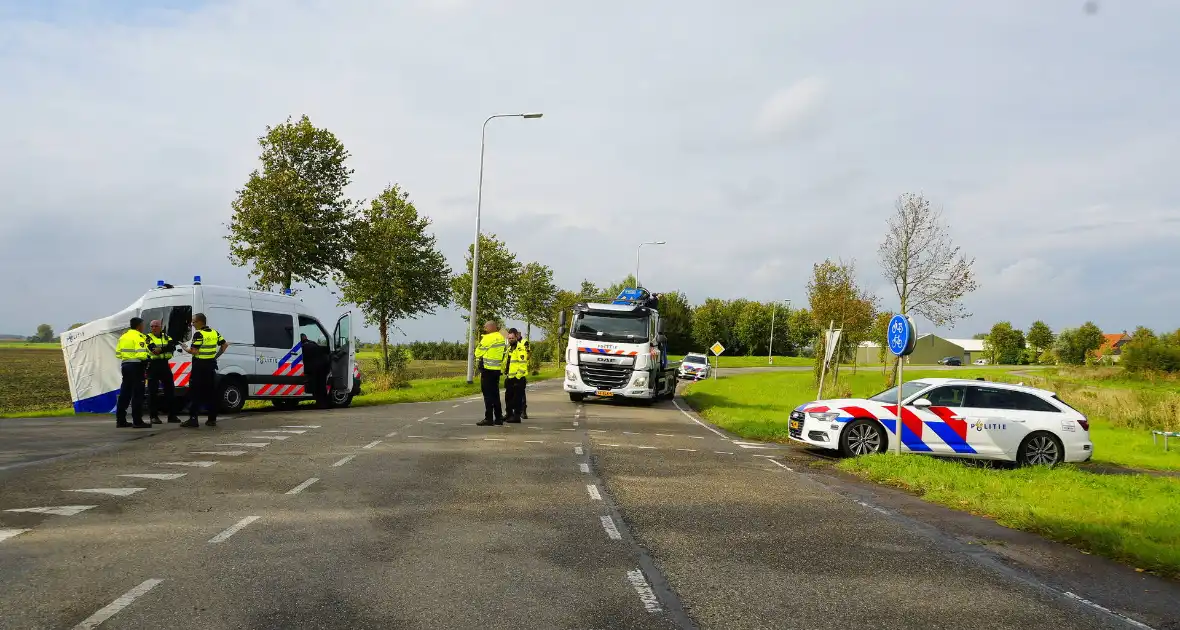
569, 393, 585, 402
839, 419, 886, 457
1017, 431, 1063, 467
330, 388, 353, 408
218, 379, 247, 414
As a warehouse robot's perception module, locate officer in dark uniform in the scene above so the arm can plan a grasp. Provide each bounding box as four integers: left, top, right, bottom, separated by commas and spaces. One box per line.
300, 333, 329, 408
182, 312, 228, 428
146, 319, 181, 424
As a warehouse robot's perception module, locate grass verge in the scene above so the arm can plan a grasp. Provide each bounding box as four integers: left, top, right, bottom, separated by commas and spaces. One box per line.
838, 454, 1180, 578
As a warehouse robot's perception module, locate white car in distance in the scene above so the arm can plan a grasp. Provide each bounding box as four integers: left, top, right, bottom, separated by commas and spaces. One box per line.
788, 378, 1093, 466
678, 352, 711, 380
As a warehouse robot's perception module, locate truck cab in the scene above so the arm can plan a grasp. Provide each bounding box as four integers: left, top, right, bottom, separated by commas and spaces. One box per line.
560, 288, 678, 403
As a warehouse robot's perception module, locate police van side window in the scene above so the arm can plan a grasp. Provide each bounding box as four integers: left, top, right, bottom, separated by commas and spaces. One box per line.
297, 316, 329, 347
253, 312, 294, 349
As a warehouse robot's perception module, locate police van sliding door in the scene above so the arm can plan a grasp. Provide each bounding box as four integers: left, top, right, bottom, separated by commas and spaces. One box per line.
252, 311, 297, 398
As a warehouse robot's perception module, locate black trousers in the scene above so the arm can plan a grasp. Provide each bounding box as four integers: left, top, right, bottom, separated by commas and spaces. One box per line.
146, 360, 176, 419
116, 362, 146, 424
306, 368, 328, 408
521, 380, 528, 414
188, 361, 218, 422
504, 377, 526, 419
480, 368, 503, 421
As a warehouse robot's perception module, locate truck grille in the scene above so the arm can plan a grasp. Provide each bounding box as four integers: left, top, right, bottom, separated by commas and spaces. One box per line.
789, 410, 804, 439
580, 364, 632, 390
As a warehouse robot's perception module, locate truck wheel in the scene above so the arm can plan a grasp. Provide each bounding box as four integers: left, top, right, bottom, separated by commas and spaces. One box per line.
1017, 431, 1063, 467
839, 419, 886, 457
218, 378, 247, 414
569, 393, 585, 402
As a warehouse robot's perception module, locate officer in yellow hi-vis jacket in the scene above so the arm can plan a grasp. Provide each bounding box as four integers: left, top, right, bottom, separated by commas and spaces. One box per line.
146, 319, 181, 424
503, 329, 529, 423
114, 317, 151, 428
474, 321, 507, 426
183, 312, 228, 428
520, 338, 531, 419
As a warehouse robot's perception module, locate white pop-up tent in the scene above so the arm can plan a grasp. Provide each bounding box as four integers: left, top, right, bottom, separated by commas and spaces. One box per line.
61, 296, 144, 414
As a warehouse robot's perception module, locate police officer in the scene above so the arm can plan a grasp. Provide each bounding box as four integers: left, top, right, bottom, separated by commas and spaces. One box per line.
502, 329, 528, 423
183, 312, 228, 428
114, 317, 150, 428
474, 321, 507, 426
519, 338, 530, 420
146, 319, 181, 424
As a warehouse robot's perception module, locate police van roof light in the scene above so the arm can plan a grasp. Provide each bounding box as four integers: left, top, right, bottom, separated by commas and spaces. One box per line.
157, 280, 165, 287
193, 275, 201, 285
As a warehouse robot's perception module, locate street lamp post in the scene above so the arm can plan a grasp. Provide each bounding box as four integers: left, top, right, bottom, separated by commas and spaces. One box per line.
465, 112, 544, 384
769, 299, 791, 365
635, 241, 666, 288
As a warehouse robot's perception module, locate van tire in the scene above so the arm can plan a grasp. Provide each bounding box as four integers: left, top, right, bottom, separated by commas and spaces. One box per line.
330, 388, 353, 408
218, 378, 247, 414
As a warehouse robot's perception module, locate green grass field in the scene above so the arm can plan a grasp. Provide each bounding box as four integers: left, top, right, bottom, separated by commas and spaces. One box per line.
0, 341, 59, 350
682, 367, 1180, 577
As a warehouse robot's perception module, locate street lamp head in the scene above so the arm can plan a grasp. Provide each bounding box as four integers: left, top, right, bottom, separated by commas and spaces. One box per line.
655, 240, 667, 245
521, 112, 544, 119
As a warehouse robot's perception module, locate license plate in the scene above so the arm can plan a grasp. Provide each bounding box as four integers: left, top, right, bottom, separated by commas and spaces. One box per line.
596, 390, 613, 397
789, 420, 801, 431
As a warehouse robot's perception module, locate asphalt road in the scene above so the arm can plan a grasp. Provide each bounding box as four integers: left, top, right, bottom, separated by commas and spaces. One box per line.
0, 383, 1174, 629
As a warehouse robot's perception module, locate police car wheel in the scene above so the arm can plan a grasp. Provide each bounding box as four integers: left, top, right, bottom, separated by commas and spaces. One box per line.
839, 419, 886, 457
1017, 431, 1063, 467
219, 380, 246, 414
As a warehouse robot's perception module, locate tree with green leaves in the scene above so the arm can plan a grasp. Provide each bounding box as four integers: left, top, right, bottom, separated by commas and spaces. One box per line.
807, 259, 878, 382
735, 301, 772, 356
784, 307, 816, 357
512, 262, 558, 341
1055, 322, 1106, 365
67, 323, 84, 331
871, 311, 894, 375
227, 114, 357, 291
656, 291, 694, 354
337, 184, 451, 373
985, 321, 1026, 365
1027, 320, 1054, 355
450, 232, 520, 326
30, 324, 54, 343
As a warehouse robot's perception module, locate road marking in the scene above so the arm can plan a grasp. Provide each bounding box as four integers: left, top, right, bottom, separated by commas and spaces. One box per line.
561, 428, 576, 431
656, 433, 674, 437
687, 436, 705, 440
856, 500, 890, 516
191, 450, 247, 456
484, 438, 506, 441
589, 429, 606, 433
362, 440, 382, 449
246, 435, 289, 440
528, 426, 542, 430
587, 484, 602, 500
574, 446, 584, 455
573, 421, 579, 427
714, 451, 734, 455
579, 463, 590, 473
418, 416, 429, 422
525, 440, 543, 444
430, 422, 445, 425
452, 404, 460, 408
600, 515, 622, 540
0, 528, 31, 542
451, 437, 469, 440
673, 400, 728, 438
72, 578, 164, 630
157, 461, 217, 467
208, 515, 260, 543
332, 455, 356, 467
766, 458, 794, 472
281, 425, 320, 428
216, 442, 269, 448
385, 431, 399, 437
6, 505, 96, 516
118, 473, 186, 480
676, 448, 697, 452
626, 569, 662, 613
262, 429, 306, 434
1063, 592, 1156, 630
434, 410, 445, 415
602, 443, 622, 447
285, 478, 319, 495
68, 488, 146, 497
636, 446, 657, 450
408, 435, 425, 438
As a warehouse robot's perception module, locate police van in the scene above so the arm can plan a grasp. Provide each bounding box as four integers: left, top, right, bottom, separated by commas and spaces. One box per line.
62, 277, 359, 415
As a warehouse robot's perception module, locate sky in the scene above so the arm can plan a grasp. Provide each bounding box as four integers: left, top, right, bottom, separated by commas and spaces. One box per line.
1, 0, 1177, 344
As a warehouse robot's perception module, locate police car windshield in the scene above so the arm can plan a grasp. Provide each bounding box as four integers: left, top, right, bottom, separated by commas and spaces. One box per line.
684, 355, 707, 364
868, 381, 931, 403
572, 313, 649, 342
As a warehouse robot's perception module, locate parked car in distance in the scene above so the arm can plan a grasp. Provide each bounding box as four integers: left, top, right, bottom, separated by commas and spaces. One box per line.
938, 356, 962, 366
678, 352, 711, 380
974, 359, 989, 365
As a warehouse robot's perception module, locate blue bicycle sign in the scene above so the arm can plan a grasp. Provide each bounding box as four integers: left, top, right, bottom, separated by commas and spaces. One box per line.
887, 314, 916, 357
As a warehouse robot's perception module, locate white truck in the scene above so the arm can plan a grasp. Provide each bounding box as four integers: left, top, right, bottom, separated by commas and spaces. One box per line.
62, 277, 359, 415
559, 288, 678, 404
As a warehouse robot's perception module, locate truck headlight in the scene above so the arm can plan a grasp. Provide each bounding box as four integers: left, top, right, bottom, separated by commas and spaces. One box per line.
632, 374, 648, 387
565, 367, 577, 382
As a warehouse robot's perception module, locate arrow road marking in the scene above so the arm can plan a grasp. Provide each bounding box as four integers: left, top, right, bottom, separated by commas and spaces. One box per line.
118, 473, 186, 480
6, 505, 96, 516
67, 488, 146, 497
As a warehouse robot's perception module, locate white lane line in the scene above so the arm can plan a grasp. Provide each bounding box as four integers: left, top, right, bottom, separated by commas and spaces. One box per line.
687, 436, 705, 440
561, 428, 576, 431
600, 515, 622, 540
586, 484, 602, 500
626, 569, 663, 613
525, 440, 544, 444
636, 446, 657, 450
362, 440, 382, 449
451, 437, 469, 440
528, 426, 542, 430
1063, 592, 1156, 630
676, 448, 697, 452
574, 446, 584, 455
673, 400, 728, 438
285, 478, 319, 495
602, 443, 622, 447
452, 404, 460, 408
430, 422, 445, 425
208, 515, 260, 543
245, 435, 290, 441
714, 451, 734, 455
262, 429, 306, 434
157, 461, 217, 467
434, 410, 445, 415
656, 433, 674, 437
573, 421, 579, 427
6, 505, 96, 516
67, 488, 146, 497
856, 500, 890, 516
624, 431, 639, 435
332, 455, 356, 467
385, 431, 399, 437
408, 435, 425, 438
589, 429, 606, 433
484, 438, 506, 441
281, 425, 320, 428
216, 442, 269, 448
766, 458, 795, 472
1, 528, 31, 542
191, 450, 247, 456
118, 473, 186, 480
72, 578, 164, 630
579, 463, 590, 473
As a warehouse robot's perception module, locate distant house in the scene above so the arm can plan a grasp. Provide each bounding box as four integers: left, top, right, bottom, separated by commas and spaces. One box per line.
1095, 332, 1131, 362
856, 334, 973, 365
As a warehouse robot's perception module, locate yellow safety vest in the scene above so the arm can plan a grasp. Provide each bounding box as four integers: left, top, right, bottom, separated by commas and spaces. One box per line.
505, 343, 529, 378
475, 331, 507, 371
115, 329, 150, 362
148, 333, 173, 360
193, 328, 223, 360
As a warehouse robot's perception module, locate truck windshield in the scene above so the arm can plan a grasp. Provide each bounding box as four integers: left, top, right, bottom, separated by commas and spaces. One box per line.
572, 313, 649, 343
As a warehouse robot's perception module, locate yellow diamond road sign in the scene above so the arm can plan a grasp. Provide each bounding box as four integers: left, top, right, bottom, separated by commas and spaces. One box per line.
710, 342, 725, 356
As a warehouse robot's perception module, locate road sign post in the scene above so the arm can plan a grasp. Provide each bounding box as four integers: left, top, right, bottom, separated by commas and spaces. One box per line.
886, 314, 916, 455
710, 342, 725, 380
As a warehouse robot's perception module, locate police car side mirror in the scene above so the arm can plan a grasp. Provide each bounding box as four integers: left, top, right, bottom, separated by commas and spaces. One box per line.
911, 398, 932, 408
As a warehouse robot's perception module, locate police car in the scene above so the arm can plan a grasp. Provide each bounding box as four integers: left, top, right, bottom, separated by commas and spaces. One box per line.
788, 378, 1093, 466
678, 352, 711, 380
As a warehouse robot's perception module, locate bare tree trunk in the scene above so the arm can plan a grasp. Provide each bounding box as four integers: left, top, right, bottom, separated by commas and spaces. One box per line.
379, 319, 389, 374
526, 321, 532, 341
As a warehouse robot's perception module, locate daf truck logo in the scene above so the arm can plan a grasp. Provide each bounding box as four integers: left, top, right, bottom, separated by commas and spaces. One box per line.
588, 355, 625, 365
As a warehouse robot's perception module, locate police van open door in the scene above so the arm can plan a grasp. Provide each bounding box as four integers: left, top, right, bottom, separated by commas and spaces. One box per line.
330, 312, 355, 407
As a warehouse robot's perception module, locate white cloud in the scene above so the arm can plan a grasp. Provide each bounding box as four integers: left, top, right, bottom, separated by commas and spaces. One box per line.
754, 78, 827, 139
